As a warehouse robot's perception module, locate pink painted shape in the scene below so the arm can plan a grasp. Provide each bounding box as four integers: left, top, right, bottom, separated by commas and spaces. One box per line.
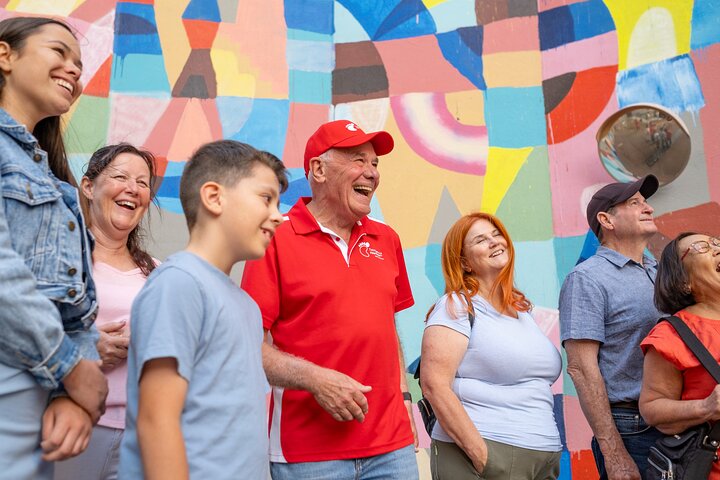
71, 0, 117, 23
537, 0, 588, 12
64, 12, 115, 89
483, 16, 539, 54
167, 99, 218, 161
564, 395, 594, 451
145, 99, 189, 157
282, 103, 330, 169
541, 31, 619, 80
549, 92, 619, 237
108, 94, 172, 147
532, 307, 563, 395
691, 44, 720, 204
413, 405, 431, 449
391, 93, 488, 175
375, 36, 477, 95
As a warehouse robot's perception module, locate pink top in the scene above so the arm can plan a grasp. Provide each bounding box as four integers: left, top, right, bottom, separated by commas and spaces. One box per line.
94, 262, 150, 429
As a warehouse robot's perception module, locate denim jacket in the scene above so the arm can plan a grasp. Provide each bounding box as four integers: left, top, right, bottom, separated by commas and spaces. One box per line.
0, 108, 98, 390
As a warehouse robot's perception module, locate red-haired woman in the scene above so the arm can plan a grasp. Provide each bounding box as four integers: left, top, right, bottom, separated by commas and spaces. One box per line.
420, 213, 562, 480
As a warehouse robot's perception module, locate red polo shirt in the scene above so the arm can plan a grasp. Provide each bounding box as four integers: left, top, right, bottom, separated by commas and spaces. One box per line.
241, 198, 415, 462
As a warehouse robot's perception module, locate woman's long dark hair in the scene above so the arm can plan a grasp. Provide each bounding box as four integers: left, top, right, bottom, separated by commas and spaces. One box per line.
0, 17, 78, 185
654, 232, 699, 314
83, 144, 158, 276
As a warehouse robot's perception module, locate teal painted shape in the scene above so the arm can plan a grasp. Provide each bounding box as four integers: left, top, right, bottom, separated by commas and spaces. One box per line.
216, 96, 253, 138
287, 39, 335, 72
369, 194, 385, 222
289, 70, 332, 104
287, 29, 334, 42
334, 2, 371, 43
514, 239, 559, 309
424, 243, 444, 297
395, 246, 443, 365
553, 234, 587, 286
68, 153, 90, 183
111, 54, 170, 94
484, 87, 547, 148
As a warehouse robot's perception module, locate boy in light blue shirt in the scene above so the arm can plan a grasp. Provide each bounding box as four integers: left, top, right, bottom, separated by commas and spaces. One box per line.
119, 142, 287, 479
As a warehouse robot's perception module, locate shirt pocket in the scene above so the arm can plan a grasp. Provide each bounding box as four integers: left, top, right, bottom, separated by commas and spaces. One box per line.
2, 169, 63, 281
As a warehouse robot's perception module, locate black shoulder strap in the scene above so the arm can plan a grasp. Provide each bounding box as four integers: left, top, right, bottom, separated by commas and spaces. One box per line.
661, 316, 720, 384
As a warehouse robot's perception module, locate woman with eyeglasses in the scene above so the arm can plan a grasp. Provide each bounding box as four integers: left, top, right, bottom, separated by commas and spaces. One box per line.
420, 213, 562, 480
55, 144, 158, 480
639, 233, 720, 480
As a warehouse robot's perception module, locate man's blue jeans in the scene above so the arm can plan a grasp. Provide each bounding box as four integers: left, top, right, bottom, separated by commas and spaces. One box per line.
270, 444, 419, 480
590, 407, 663, 480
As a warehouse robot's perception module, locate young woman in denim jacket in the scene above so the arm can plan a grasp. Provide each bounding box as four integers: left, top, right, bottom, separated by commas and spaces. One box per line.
0, 17, 108, 479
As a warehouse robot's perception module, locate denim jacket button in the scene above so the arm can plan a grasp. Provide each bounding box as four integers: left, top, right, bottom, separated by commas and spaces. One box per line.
33, 153, 41, 162
67, 288, 77, 298
68, 267, 77, 276
68, 221, 76, 231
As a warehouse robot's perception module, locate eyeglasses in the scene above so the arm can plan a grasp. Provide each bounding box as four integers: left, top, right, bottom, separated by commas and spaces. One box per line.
680, 237, 720, 261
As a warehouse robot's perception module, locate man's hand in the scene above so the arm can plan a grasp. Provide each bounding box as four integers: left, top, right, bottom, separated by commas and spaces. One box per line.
96, 321, 129, 369
41, 397, 92, 461
62, 358, 108, 423
604, 449, 641, 480
309, 367, 372, 422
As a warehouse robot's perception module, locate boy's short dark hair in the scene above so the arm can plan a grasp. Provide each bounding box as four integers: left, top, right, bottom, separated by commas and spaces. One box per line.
179, 140, 288, 230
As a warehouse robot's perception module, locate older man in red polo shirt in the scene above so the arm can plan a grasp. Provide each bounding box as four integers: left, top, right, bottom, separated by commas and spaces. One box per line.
241, 120, 418, 479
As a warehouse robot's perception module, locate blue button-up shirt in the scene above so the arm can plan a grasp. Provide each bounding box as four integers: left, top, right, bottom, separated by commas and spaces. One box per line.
0, 108, 97, 390
559, 246, 662, 403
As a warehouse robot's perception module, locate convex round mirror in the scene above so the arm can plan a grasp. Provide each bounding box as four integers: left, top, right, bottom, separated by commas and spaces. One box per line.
596, 103, 691, 186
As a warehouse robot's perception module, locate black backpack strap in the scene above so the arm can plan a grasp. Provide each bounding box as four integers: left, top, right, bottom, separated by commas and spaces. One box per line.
661, 316, 720, 383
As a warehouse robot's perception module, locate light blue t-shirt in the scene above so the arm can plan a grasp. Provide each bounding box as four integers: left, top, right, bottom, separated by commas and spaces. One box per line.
119, 252, 269, 479
425, 293, 562, 452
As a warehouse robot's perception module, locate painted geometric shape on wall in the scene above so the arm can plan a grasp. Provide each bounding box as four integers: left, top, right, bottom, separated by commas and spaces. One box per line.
474, 0, 537, 25
616, 54, 705, 113
172, 49, 217, 98
545, 65, 616, 144
112, 2, 170, 94
284, 0, 334, 35
483, 15, 539, 54
391, 92, 489, 175
228, 99, 290, 157
182, 0, 221, 22
425, 0, 477, 34
691, 0, 720, 50
84, 55, 112, 98
333, 41, 388, 104
539, 0, 615, 51
485, 86, 547, 148
182, 19, 220, 49
337, 0, 437, 41
436, 26, 486, 90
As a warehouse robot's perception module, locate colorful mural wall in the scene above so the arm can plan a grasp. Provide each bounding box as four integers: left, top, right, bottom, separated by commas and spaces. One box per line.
6, 0, 720, 477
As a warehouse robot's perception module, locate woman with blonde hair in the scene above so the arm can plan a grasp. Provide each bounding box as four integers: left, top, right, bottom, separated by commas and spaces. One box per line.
421, 212, 562, 480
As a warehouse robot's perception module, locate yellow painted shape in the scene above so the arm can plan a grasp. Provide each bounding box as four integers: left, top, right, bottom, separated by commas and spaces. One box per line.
627, 8, 678, 68
155, 0, 191, 88
211, 49, 258, 97
7, 0, 77, 14
480, 147, 533, 214
376, 111, 485, 249
423, 0, 449, 7
444, 90, 485, 126
604, 0, 693, 70
482, 51, 542, 88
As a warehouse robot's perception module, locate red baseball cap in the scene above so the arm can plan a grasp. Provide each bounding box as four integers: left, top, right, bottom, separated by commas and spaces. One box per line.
304, 120, 394, 175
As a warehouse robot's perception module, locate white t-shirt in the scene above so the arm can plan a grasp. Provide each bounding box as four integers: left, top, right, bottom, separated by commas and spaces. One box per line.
425, 293, 562, 451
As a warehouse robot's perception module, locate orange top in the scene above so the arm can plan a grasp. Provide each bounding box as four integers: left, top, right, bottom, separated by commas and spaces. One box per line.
641, 310, 720, 480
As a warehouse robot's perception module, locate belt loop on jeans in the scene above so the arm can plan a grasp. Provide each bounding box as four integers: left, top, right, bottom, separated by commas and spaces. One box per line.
610, 401, 639, 409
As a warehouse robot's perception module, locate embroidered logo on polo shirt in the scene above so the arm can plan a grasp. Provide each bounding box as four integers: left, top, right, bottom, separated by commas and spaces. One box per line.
358, 241, 383, 260
345, 122, 358, 131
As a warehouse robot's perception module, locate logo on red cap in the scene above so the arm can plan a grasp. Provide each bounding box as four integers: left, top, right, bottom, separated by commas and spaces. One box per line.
346, 123, 358, 132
